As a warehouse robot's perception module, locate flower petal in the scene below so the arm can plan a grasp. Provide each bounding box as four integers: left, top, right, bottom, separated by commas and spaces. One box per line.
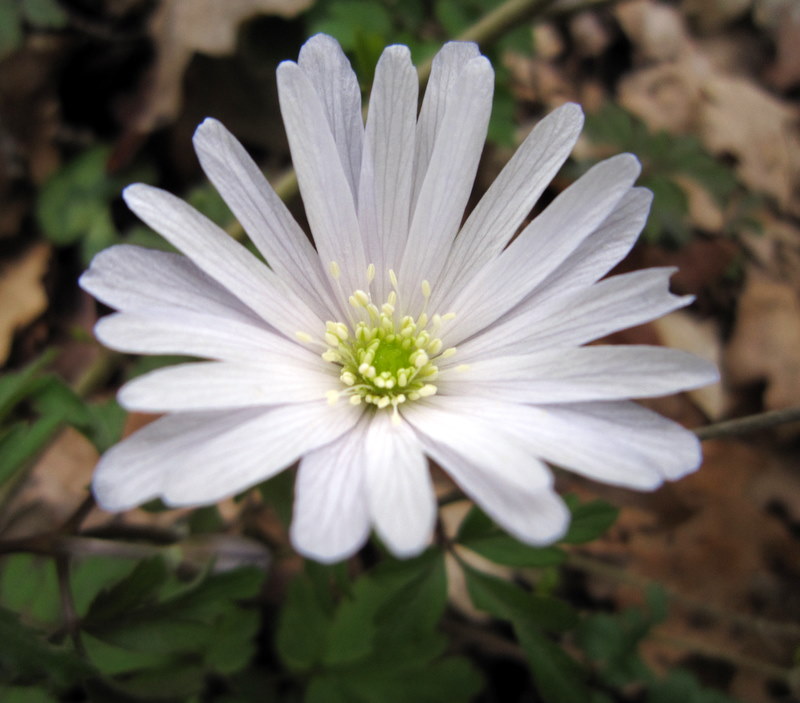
363, 412, 434, 558
457, 267, 693, 362
95, 311, 303, 364
357, 44, 418, 296
444, 154, 641, 345
277, 60, 367, 293
297, 33, 364, 199
413, 41, 481, 206
423, 439, 569, 545
80, 244, 262, 324
434, 103, 584, 308
122, 184, 323, 339
451, 398, 702, 490
94, 402, 361, 510
192, 119, 335, 320
401, 398, 552, 494
118, 360, 337, 412
291, 420, 371, 563
398, 55, 494, 310
526, 187, 654, 308
441, 346, 719, 403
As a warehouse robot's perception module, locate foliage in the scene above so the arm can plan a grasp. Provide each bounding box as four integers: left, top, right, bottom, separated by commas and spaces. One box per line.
0, 0, 67, 60
580, 103, 744, 247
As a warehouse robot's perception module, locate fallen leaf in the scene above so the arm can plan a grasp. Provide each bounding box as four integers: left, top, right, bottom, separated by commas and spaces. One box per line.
0, 243, 49, 365
725, 270, 800, 414
120, 0, 313, 150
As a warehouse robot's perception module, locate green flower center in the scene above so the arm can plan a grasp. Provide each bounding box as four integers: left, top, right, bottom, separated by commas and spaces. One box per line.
318, 268, 456, 414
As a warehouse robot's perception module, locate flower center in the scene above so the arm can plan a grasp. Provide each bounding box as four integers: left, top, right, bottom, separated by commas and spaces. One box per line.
318, 267, 455, 414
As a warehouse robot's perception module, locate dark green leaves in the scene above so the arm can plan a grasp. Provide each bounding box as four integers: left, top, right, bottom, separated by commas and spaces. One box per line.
277, 551, 481, 703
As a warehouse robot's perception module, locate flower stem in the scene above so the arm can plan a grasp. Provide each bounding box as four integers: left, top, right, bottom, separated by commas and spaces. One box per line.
695, 405, 800, 440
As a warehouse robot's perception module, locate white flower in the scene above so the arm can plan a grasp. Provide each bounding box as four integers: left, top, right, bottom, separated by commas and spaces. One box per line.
80, 34, 718, 563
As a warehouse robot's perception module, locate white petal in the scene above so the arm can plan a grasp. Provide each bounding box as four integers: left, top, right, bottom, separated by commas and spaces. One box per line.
526, 187, 654, 308
444, 154, 641, 345
413, 41, 481, 207
297, 34, 363, 199
93, 402, 361, 511
401, 398, 552, 494
457, 267, 693, 362
95, 311, 307, 364
122, 184, 323, 339
362, 412, 434, 558
451, 398, 702, 490
440, 346, 719, 403
357, 45, 418, 295
80, 244, 261, 324
398, 56, 494, 310
192, 119, 335, 319
118, 360, 337, 412
422, 439, 569, 545
291, 420, 371, 564
277, 61, 367, 293
434, 103, 584, 309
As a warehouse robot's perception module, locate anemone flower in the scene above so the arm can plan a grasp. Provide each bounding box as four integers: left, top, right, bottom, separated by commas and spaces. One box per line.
80, 34, 718, 563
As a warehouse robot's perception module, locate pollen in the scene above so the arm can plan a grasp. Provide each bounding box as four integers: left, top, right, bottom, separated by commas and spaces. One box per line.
321, 270, 455, 414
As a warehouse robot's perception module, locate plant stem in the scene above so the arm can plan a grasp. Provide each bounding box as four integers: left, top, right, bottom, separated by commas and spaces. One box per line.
695, 405, 800, 440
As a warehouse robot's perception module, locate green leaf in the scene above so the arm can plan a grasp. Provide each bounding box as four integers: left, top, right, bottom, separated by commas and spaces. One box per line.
20, 0, 67, 28
464, 564, 587, 703
0, 686, 59, 703
457, 506, 565, 566
648, 669, 741, 703
562, 497, 619, 544
0, 1, 22, 59
311, 656, 482, 703
0, 606, 91, 686
36, 146, 116, 246
0, 349, 57, 422
85, 557, 169, 624
310, 1, 392, 53
258, 468, 294, 527
276, 573, 332, 672
463, 565, 577, 632
0, 555, 60, 627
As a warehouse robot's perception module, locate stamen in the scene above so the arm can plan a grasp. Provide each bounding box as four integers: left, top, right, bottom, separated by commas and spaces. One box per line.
319, 269, 457, 412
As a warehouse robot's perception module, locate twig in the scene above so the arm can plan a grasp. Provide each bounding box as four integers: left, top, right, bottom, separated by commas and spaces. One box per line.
418, 0, 560, 83
694, 406, 800, 440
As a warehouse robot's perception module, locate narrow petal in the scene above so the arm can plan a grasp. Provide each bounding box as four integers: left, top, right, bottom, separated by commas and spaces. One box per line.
357, 45, 418, 295
457, 268, 693, 362
192, 119, 335, 319
291, 420, 371, 564
277, 61, 367, 293
123, 184, 323, 339
401, 398, 552, 494
363, 412, 434, 558
444, 154, 641, 345
423, 440, 569, 545
440, 346, 719, 403
297, 34, 364, 199
451, 398, 702, 489
80, 244, 261, 324
433, 103, 585, 309
525, 187, 654, 308
93, 402, 361, 510
95, 311, 308, 365
399, 56, 494, 309
413, 41, 481, 207
118, 360, 337, 412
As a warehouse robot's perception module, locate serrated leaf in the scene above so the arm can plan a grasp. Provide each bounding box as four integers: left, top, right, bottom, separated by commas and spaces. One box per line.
463, 565, 577, 632
85, 558, 169, 624
562, 497, 619, 544
0, 555, 60, 627
0, 607, 91, 687
276, 573, 332, 672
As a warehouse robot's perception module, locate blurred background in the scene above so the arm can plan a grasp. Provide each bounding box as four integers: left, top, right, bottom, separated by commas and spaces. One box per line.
1, 0, 799, 701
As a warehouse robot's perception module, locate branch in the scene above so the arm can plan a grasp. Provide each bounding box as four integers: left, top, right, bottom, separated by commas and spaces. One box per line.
694, 406, 800, 440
